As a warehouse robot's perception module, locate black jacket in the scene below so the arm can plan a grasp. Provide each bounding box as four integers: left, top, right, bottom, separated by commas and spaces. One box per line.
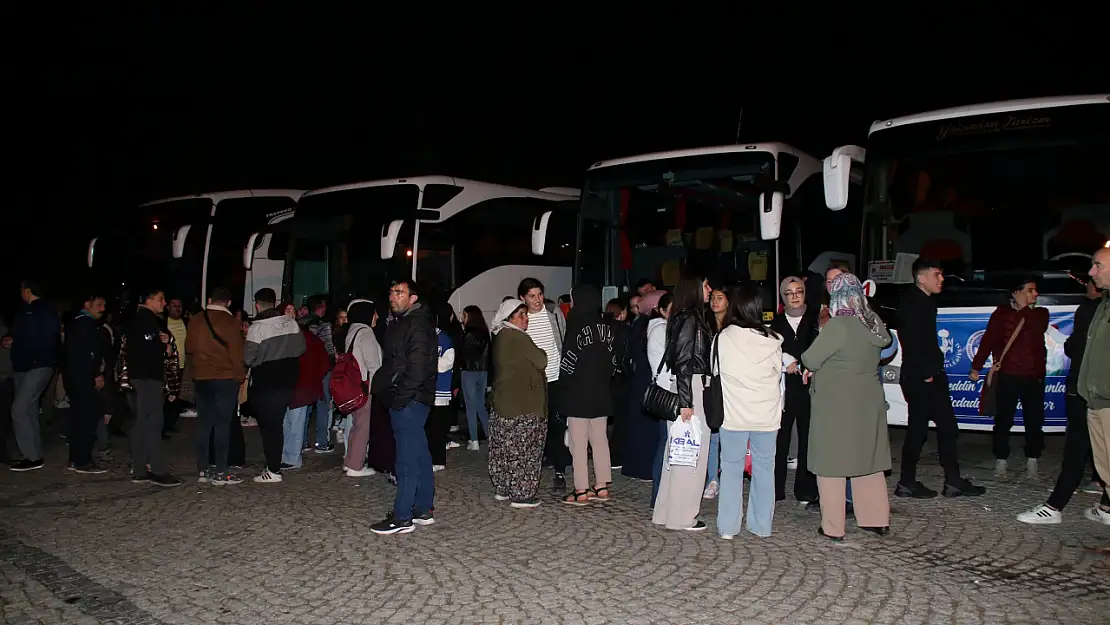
666, 307, 712, 410
897, 286, 945, 383
770, 307, 819, 401
372, 303, 437, 410
460, 330, 491, 372
125, 307, 168, 382
1066, 297, 1101, 394
11, 298, 60, 372
64, 311, 104, 383
556, 285, 616, 417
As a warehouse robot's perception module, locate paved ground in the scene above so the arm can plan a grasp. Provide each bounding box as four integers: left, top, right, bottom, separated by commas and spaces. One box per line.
1, 418, 1109, 625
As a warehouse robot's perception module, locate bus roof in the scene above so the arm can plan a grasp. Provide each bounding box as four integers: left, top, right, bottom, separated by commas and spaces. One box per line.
588, 142, 814, 171
140, 189, 306, 208
869, 95, 1110, 136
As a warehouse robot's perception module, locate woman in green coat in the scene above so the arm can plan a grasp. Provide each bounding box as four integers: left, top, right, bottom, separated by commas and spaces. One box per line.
802, 272, 892, 542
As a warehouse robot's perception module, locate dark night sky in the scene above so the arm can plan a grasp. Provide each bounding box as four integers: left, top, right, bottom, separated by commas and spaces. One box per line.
3, 6, 1106, 314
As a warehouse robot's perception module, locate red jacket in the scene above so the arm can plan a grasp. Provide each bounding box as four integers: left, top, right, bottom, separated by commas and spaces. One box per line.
291, 328, 331, 409
971, 304, 1050, 379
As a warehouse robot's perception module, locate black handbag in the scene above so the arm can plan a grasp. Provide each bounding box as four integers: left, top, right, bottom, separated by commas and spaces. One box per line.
703, 334, 725, 430
642, 348, 680, 421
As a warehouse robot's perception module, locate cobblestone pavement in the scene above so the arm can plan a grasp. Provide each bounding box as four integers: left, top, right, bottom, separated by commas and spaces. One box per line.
1, 420, 1109, 625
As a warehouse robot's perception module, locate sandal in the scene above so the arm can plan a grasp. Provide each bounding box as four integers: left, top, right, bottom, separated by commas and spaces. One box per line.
591, 485, 611, 501
562, 490, 591, 506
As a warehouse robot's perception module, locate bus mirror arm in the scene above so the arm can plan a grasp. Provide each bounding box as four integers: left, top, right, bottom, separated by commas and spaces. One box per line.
531, 211, 552, 256
823, 145, 866, 211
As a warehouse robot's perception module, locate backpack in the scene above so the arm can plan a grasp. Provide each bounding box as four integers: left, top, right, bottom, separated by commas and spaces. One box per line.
329, 328, 368, 414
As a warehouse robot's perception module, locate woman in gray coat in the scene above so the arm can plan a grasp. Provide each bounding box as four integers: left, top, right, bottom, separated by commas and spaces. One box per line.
801, 273, 892, 541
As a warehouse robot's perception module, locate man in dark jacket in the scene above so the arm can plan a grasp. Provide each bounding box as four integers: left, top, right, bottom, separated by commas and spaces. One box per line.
64, 295, 108, 474
895, 259, 984, 499
9, 279, 60, 472
244, 288, 306, 484
370, 279, 437, 535
127, 288, 181, 486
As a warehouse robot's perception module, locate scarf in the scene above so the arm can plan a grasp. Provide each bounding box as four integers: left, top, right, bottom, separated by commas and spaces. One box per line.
779, 276, 807, 318
492, 299, 528, 335
828, 272, 884, 337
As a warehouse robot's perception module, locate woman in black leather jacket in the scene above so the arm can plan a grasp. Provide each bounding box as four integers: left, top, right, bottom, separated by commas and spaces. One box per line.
651, 275, 713, 531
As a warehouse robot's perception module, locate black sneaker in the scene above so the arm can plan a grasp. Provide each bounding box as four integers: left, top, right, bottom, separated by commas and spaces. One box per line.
413, 511, 435, 526
74, 463, 108, 475
150, 474, 182, 487
371, 516, 415, 535
131, 471, 154, 484
553, 473, 567, 493
280, 462, 299, 471
943, 477, 985, 498
894, 481, 938, 499
314, 443, 335, 455
10, 459, 44, 472
683, 520, 708, 532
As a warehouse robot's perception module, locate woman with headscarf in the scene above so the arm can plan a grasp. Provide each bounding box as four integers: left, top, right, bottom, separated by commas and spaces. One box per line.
802, 272, 892, 542
488, 298, 549, 507
621, 289, 666, 482
341, 299, 383, 477
361, 301, 397, 482
769, 276, 820, 505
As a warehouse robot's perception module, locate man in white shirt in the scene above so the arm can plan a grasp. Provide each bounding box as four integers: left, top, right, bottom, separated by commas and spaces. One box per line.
518, 278, 568, 492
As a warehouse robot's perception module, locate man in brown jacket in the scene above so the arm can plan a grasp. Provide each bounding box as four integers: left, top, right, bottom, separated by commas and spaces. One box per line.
185, 286, 246, 485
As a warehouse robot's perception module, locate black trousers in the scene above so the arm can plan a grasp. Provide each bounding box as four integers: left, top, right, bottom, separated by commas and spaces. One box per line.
608, 375, 628, 467
195, 379, 239, 473
249, 389, 290, 474
544, 385, 569, 474
1048, 394, 1110, 510
426, 404, 453, 466
992, 373, 1046, 460
65, 377, 101, 466
0, 377, 15, 462
776, 391, 818, 502
900, 373, 961, 486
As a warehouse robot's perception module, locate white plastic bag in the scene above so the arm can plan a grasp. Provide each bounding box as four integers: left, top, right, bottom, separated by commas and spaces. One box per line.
667, 414, 703, 467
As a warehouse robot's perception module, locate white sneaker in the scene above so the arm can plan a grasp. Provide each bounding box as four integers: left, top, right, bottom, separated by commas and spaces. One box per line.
494, 494, 510, 501
720, 533, 735, 540
197, 471, 208, 484
994, 459, 1008, 476
449, 425, 461, 433
1085, 506, 1110, 525
786, 457, 798, 470
253, 469, 283, 483
432, 464, 446, 472
446, 440, 461, 450
467, 440, 480, 451
703, 480, 719, 500
1016, 504, 1062, 525
179, 408, 198, 418
344, 467, 376, 477
1026, 458, 1039, 479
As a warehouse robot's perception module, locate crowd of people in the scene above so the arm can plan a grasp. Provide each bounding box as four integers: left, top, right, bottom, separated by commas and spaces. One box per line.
1, 244, 1108, 544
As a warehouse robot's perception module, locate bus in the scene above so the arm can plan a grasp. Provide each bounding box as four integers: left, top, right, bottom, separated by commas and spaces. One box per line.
86, 189, 304, 315
821, 95, 1110, 432
251, 176, 580, 320
537, 143, 860, 316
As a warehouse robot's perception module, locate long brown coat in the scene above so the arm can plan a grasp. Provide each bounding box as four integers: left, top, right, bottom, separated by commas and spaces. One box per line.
802, 316, 892, 477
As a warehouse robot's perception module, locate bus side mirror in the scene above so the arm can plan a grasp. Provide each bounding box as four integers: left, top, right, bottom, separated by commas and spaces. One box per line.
380, 219, 403, 260
531, 211, 552, 255
172, 225, 193, 259
243, 233, 261, 270
87, 238, 97, 268
759, 191, 784, 240
823, 145, 866, 211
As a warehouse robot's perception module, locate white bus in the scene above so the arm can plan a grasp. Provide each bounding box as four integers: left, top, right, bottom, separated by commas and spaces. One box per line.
541, 142, 859, 317
821, 95, 1110, 432
249, 176, 580, 321
86, 189, 303, 314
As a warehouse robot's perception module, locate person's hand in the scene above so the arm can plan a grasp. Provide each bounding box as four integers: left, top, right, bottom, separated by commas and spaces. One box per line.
924, 377, 934, 383
94, 375, 104, 390
679, 407, 694, 422
968, 370, 980, 382
786, 361, 799, 375
159, 332, 170, 344
802, 370, 813, 385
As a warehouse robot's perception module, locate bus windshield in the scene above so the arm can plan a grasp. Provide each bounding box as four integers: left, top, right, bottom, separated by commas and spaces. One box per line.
579, 151, 777, 295
287, 185, 417, 308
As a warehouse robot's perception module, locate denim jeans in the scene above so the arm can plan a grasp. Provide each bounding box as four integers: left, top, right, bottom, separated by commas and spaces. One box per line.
460, 370, 489, 441
717, 429, 777, 537
391, 402, 434, 521
314, 371, 333, 446
194, 379, 239, 474
282, 406, 310, 468
706, 431, 721, 485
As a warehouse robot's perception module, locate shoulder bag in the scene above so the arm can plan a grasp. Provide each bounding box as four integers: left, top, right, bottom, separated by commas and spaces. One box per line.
703, 333, 725, 430
642, 339, 680, 421
979, 318, 1024, 416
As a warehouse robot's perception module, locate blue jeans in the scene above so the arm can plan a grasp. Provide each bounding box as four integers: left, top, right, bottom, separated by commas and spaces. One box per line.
651, 419, 668, 507
706, 431, 721, 485
717, 429, 777, 537
391, 402, 434, 521
312, 371, 333, 447
460, 371, 489, 441
282, 406, 310, 468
